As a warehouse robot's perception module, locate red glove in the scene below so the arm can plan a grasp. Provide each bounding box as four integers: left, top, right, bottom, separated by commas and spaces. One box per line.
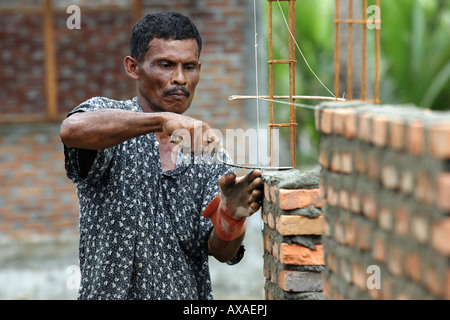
202, 194, 246, 241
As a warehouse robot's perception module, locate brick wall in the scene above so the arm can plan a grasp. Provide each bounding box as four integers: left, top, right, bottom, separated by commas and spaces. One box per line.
316, 102, 450, 299
0, 0, 255, 240
261, 168, 326, 300
0, 124, 78, 239
0, 0, 254, 130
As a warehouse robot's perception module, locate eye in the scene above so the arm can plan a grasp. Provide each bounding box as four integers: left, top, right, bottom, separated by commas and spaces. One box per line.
159, 61, 173, 69
185, 63, 197, 71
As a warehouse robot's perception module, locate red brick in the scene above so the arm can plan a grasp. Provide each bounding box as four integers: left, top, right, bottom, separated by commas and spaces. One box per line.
278, 243, 325, 265
394, 207, 410, 236
341, 152, 352, 174
276, 215, 324, 236
405, 251, 422, 283
387, 244, 403, 277
411, 213, 430, 244
431, 218, 450, 256
381, 164, 399, 190
267, 211, 276, 229
429, 122, 450, 159
389, 119, 405, 151
378, 208, 393, 231
339, 189, 349, 210
333, 108, 355, 137
407, 120, 424, 156
400, 170, 414, 194
354, 149, 366, 174
372, 232, 386, 263
345, 111, 357, 140
358, 112, 372, 142
437, 173, 450, 212
332, 108, 346, 135
344, 218, 356, 246
320, 109, 334, 134
362, 195, 377, 220
356, 222, 372, 251
330, 151, 341, 172
334, 220, 345, 244
278, 188, 325, 210
351, 262, 367, 290
366, 152, 379, 180
349, 192, 361, 214
414, 171, 435, 205
372, 115, 389, 147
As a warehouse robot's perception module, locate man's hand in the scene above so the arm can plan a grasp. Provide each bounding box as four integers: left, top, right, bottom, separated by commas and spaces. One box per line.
160, 113, 220, 156
203, 170, 263, 262
218, 170, 263, 219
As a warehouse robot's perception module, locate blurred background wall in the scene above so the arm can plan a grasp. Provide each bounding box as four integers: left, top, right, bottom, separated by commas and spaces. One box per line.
0, 0, 265, 299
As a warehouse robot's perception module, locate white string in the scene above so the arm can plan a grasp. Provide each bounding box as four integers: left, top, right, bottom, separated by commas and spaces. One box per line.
258, 97, 318, 110
253, 0, 261, 167
276, 0, 336, 98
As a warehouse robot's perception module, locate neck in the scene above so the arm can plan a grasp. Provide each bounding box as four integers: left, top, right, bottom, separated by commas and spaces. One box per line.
137, 94, 156, 113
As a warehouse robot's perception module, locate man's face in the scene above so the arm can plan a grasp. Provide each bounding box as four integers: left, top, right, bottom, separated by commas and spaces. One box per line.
137, 38, 201, 114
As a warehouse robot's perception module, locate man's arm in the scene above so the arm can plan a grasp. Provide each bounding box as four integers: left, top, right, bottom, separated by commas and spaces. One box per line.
204, 170, 263, 263
207, 229, 245, 263
60, 109, 166, 150
60, 108, 219, 151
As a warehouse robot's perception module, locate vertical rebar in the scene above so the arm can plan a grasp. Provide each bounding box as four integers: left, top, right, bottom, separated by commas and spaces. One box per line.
288, 0, 296, 168
347, 0, 353, 100
362, 0, 367, 100
375, 0, 380, 103
334, 0, 340, 98
268, 0, 274, 166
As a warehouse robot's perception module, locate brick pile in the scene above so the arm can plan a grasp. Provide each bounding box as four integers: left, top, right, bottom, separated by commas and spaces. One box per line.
316, 102, 450, 299
261, 168, 326, 300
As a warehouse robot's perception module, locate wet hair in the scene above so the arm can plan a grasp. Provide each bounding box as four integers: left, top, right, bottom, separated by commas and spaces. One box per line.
130, 11, 202, 62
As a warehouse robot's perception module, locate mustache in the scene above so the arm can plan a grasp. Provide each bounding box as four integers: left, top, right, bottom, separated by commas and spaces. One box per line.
163, 86, 190, 97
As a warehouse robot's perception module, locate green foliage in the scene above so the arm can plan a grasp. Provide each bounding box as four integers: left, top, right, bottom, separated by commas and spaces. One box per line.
380, 0, 450, 110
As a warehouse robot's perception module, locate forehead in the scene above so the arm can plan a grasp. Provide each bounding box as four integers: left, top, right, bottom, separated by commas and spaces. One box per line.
145, 38, 200, 62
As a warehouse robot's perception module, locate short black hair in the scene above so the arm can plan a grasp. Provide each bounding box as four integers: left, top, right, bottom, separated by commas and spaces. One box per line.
130, 12, 203, 62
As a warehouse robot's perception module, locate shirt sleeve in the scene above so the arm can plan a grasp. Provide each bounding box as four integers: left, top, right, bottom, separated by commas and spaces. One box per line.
63, 97, 116, 185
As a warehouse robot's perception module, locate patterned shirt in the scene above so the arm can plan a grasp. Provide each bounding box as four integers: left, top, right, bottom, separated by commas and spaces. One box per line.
63, 96, 242, 300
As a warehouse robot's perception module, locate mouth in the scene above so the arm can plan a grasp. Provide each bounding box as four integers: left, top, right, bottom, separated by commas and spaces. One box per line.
164, 87, 190, 99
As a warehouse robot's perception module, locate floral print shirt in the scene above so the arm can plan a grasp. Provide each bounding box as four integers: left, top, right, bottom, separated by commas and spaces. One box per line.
63, 97, 242, 300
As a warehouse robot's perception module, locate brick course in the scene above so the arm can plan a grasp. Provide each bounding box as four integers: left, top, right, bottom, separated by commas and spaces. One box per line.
262, 168, 325, 300
316, 102, 450, 300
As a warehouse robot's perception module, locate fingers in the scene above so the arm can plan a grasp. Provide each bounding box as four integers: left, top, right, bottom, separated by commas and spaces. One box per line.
162, 114, 220, 155
241, 169, 262, 185
219, 172, 236, 188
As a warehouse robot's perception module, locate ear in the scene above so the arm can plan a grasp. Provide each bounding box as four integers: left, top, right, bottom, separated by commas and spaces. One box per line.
123, 56, 140, 80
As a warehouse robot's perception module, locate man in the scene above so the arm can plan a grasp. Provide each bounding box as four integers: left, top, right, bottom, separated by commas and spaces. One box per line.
60, 12, 262, 300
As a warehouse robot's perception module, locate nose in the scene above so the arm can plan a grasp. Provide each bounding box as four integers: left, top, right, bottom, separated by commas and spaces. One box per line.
171, 64, 187, 86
